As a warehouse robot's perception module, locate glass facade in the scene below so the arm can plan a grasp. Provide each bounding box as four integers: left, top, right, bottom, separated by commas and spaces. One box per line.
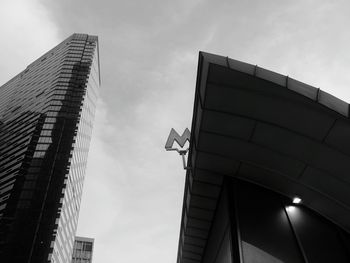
200, 178, 350, 263
0, 34, 100, 262
71, 236, 94, 263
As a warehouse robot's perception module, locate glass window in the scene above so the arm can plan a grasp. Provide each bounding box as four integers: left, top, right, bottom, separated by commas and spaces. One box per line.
287, 206, 350, 262
85, 242, 92, 251
236, 181, 303, 263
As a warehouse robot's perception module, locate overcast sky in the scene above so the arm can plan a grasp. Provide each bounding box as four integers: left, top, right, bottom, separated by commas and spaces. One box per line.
1, 0, 350, 262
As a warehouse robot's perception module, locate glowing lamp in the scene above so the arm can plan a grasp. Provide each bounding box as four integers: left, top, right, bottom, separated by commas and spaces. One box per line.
292, 197, 302, 204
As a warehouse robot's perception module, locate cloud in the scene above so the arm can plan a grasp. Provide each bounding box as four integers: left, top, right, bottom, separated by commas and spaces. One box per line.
77, 99, 186, 262
0, 0, 60, 85
77, 100, 127, 236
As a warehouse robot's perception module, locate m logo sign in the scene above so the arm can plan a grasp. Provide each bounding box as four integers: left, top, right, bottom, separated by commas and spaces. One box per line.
165, 128, 191, 150
165, 128, 191, 170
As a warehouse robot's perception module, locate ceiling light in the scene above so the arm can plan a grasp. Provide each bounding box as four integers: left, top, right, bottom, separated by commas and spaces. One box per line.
292, 197, 302, 204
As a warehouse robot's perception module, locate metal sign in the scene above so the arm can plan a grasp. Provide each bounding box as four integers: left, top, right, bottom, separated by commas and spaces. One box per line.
165, 128, 191, 170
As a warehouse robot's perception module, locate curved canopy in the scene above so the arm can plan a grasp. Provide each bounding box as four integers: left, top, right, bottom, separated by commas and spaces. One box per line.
177, 52, 350, 263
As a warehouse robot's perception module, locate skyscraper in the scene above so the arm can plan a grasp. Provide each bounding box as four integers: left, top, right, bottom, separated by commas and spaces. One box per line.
0, 33, 100, 262
71, 236, 94, 263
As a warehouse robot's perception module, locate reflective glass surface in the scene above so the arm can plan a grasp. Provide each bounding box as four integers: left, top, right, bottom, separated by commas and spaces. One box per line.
287, 206, 350, 262
236, 181, 303, 263
0, 34, 99, 262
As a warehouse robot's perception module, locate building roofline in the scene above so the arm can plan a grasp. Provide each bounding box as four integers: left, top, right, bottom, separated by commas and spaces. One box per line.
75, 236, 95, 243
199, 51, 349, 117
176, 51, 350, 263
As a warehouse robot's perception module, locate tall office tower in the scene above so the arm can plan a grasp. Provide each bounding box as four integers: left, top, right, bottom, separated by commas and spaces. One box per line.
0, 34, 100, 262
71, 236, 94, 263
